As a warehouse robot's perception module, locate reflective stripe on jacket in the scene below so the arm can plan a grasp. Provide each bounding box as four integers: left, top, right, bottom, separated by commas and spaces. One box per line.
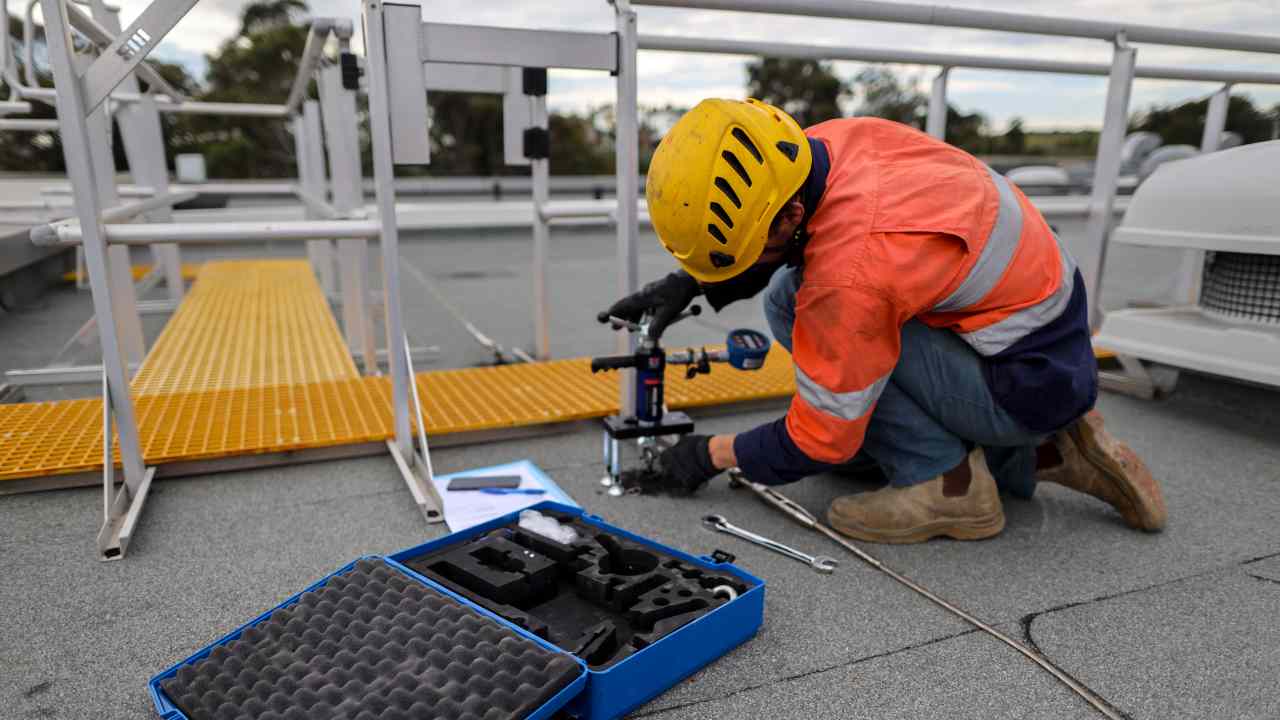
785, 117, 1073, 464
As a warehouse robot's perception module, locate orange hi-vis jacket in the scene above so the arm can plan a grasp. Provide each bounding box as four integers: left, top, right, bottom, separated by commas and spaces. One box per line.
733, 117, 1093, 481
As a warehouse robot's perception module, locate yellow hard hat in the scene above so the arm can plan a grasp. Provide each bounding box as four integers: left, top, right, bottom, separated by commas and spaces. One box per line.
646, 98, 812, 283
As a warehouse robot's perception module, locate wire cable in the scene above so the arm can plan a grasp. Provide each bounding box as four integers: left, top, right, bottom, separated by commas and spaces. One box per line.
730, 471, 1126, 720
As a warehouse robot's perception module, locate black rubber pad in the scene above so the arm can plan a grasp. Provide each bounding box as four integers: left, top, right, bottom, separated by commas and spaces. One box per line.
160, 558, 582, 720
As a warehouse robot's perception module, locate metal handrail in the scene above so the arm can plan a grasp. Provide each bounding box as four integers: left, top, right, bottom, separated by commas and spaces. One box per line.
282, 19, 355, 116
633, 0, 1280, 55
640, 34, 1280, 87
4, 5, 345, 121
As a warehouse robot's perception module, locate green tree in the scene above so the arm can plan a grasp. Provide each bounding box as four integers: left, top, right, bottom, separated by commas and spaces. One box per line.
164, 1, 312, 178
945, 106, 988, 153
852, 66, 925, 126
1001, 116, 1026, 154
424, 94, 505, 175
551, 107, 614, 175
1129, 94, 1274, 147
746, 57, 846, 128
0, 14, 64, 172
239, 0, 307, 34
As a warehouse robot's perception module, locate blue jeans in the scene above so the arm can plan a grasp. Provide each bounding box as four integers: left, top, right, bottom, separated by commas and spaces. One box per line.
764, 266, 1044, 498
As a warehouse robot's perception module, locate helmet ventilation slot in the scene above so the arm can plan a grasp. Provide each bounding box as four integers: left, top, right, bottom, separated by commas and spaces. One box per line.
731, 128, 764, 164
721, 151, 753, 187
707, 224, 729, 245
714, 177, 742, 209
708, 202, 734, 229
709, 251, 736, 269
775, 140, 800, 162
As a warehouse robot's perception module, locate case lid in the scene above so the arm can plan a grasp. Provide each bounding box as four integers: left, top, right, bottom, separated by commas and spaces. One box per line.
149, 558, 587, 720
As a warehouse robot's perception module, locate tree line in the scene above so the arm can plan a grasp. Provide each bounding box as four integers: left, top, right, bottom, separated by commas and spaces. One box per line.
2, 2, 1277, 177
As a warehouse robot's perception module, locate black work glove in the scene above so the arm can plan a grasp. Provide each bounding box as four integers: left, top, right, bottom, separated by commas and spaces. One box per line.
656, 434, 720, 496
603, 270, 701, 339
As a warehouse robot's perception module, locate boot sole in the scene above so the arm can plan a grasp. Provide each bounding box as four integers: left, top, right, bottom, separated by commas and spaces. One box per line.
1070, 412, 1167, 532
826, 509, 1006, 545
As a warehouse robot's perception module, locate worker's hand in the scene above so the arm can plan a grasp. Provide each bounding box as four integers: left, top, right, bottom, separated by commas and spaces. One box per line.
657, 434, 720, 495
603, 270, 701, 339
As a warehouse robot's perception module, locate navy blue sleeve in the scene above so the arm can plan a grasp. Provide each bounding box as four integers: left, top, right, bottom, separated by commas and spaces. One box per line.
733, 417, 841, 485
700, 261, 784, 311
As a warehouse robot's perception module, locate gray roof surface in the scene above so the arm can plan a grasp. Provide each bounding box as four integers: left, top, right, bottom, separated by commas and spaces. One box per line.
2, 223, 1278, 719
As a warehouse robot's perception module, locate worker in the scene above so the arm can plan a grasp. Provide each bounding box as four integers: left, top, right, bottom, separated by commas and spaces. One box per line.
605, 98, 1166, 543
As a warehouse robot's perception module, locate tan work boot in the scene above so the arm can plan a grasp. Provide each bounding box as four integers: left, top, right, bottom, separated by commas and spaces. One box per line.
1036, 410, 1167, 531
827, 448, 1005, 544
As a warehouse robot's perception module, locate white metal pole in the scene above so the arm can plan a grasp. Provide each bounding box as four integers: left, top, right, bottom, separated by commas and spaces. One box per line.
119, 94, 185, 302
79, 0, 200, 112
0, 118, 61, 130
320, 61, 377, 372
283, 25, 325, 115
39, 0, 146, 492
74, 49, 147, 367
43, 218, 381, 245
635, 34, 1280, 87
363, 0, 413, 456
299, 100, 336, 294
531, 91, 552, 360
630, 0, 1280, 55
926, 68, 949, 140
1200, 84, 1232, 153
614, 0, 640, 416
91, 1, 184, 303
1081, 35, 1137, 330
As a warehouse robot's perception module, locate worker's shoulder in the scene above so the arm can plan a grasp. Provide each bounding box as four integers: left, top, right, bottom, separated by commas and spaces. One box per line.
804, 116, 926, 141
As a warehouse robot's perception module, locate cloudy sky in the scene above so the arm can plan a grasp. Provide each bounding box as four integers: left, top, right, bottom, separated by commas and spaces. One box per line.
125, 0, 1280, 132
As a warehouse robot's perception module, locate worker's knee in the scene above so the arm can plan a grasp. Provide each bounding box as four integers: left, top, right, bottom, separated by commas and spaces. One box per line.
893, 319, 977, 385
763, 266, 802, 352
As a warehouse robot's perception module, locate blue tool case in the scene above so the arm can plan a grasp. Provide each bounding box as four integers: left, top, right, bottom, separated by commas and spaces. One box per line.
148, 501, 764, 720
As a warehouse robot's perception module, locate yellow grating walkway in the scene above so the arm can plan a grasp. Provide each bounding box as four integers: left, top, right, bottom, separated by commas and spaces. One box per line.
0, 349, 797, 483
131, 261, 359, 395
62, 263, 202, 284
0, 256, 797, 483
411, 346, 796, 436
0, 247, 1116, 486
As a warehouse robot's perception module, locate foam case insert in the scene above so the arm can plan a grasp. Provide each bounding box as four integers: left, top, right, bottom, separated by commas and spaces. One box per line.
148, 558, 586, 720
389, 502, 765, 720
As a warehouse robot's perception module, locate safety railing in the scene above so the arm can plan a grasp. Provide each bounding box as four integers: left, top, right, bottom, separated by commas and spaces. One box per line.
624, 0, 1280, 327
10, 0, 438, 560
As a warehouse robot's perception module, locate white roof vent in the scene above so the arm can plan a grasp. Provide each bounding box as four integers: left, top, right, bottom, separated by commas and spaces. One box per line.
1137, 145, 1199, 181
1006, 165, 1070, 187
1120, 131, 1162, 174
1096, 140, 1280, 388
1116, 140, 1280, 255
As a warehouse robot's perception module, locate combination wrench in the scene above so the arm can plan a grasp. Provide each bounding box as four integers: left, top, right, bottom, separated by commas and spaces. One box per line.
703, 514, 838, 574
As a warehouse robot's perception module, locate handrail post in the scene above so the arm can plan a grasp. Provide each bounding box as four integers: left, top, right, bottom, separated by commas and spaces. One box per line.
296, 100, 336, 294
1081, 33, 1136, 330
320, 60, 378, 372
1200, 83, 1232, 153
926, 67, 949, 140
612, 0, 640, 417
530, 85, 552, 360
40, 0, 149, 559
363, 0, 413, 457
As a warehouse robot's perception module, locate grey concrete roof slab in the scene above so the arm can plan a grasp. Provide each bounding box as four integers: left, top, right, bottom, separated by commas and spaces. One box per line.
1028, 569, 1280, 719
2, 225, 1279, 719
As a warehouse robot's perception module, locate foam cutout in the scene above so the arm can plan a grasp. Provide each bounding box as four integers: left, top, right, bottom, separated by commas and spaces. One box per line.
159, 559, 581, 720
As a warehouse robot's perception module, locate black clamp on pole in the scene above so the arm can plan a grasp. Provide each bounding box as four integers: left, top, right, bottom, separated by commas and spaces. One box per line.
522, 68, 550, 160
522, 67, 548, 97
340, 52, 362, 91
